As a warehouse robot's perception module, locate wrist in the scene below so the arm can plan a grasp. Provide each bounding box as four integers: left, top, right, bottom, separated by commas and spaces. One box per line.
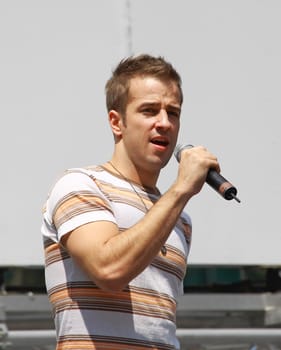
168, 182, 194, 206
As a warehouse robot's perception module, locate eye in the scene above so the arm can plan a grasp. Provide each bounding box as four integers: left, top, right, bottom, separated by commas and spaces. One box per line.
168, 110, 180, 119
142, 108, 157, 116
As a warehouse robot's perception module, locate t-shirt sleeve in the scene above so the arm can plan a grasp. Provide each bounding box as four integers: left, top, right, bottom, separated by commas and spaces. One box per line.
46, 169, 117, 241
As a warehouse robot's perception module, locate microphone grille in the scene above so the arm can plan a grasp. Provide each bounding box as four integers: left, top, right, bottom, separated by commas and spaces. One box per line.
174, 144, 194, 162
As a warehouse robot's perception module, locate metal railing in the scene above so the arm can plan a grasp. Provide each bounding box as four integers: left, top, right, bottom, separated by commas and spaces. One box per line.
0, 328, 280, 349
177, 328, 281, 348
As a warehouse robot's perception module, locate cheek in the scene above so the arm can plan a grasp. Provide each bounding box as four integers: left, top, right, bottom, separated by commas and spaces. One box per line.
123, 126, 147, 145
171, 120, 180, 135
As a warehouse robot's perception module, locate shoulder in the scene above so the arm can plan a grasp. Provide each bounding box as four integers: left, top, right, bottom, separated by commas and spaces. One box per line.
45, 165, 106, 209
52, 165, 104, 189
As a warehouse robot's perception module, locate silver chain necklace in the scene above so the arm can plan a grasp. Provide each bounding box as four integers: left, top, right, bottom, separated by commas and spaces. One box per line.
108, 161, 149, 212
107, 161, 167, 256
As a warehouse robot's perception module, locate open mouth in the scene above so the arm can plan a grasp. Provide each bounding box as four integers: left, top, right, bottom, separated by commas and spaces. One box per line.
150, 138, 169, 147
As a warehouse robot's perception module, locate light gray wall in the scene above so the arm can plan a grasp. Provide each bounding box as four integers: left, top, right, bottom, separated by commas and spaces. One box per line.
1, 0, 280, 266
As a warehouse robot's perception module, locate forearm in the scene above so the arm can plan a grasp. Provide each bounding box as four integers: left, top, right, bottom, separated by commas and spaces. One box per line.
91, 183, 191, 291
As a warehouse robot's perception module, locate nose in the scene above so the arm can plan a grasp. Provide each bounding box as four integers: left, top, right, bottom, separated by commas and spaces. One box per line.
155, 110, 171, 130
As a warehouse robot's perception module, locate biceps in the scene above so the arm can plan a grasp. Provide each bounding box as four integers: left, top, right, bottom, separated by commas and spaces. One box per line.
62, 221, 119, 270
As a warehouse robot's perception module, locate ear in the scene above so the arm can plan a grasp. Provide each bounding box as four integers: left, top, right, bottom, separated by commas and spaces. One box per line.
108, 110, 123, 137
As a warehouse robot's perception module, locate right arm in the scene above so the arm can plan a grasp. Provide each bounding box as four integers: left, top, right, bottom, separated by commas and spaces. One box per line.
61, 146, 219, 291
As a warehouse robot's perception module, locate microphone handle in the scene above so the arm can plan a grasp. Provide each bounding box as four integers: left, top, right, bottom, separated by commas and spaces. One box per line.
174, 144, 240, 203
206, 169, 240, 202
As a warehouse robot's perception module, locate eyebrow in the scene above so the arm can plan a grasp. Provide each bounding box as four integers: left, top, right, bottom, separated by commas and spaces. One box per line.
139, 101, 181, 112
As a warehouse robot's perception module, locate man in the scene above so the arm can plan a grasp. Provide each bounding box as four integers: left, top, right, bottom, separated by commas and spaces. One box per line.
42, 54, 220, 349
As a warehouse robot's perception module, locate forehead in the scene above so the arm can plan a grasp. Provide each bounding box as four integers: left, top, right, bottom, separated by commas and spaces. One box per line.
128, 76, 181, 105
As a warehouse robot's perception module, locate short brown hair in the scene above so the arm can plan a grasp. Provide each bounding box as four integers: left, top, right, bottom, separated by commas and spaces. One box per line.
105, 54, 183, 116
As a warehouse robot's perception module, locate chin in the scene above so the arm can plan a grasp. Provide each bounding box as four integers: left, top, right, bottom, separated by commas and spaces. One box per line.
150, 156, 171, 170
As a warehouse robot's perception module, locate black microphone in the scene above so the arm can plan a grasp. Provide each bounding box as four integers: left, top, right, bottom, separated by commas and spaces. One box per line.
174, 144, 241, 203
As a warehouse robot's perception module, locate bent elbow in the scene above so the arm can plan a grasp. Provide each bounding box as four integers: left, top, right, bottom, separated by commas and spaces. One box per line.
90, 266, 129, 292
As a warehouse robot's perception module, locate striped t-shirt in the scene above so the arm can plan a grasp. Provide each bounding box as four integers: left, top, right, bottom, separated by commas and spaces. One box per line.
42, 165, 192, 350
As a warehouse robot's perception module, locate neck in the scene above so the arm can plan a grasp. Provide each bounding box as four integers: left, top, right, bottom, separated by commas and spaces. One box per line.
107, 156, 159, 190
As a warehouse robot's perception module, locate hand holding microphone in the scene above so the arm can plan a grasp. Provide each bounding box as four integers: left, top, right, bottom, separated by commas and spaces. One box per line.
174, 144, 241, 203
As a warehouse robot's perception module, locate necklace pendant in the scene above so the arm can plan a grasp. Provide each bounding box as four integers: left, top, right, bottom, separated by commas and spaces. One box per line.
161, 245, 167, 256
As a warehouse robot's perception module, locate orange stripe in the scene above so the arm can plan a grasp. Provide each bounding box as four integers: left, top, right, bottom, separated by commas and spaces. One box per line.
55, 194, 108, 218
49, 286, 175, 312
98, 182, 155, 209
57, 339, 173, 350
